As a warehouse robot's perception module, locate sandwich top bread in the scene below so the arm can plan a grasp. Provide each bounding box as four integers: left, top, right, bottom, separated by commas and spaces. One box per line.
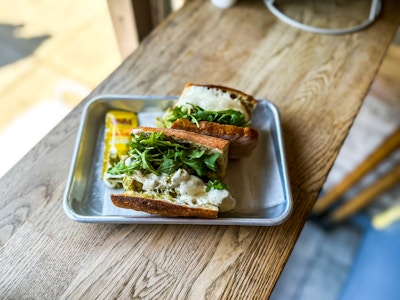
160, 83, 259, 159
104, 127, 236, 218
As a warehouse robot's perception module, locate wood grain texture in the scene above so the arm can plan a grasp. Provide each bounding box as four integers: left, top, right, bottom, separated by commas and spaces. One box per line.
0, 0, 399, 298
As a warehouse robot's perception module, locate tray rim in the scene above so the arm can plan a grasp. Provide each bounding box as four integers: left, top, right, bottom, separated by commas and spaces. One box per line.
63, 94, 293, 226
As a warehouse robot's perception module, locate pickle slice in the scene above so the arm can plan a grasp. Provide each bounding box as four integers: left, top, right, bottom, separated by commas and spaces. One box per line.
102, 110, 138, 178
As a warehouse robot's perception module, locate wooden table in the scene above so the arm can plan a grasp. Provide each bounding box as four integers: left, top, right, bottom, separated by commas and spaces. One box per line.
1, 1, 399, 298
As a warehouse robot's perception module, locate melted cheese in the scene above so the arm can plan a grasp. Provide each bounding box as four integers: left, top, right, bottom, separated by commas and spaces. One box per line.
176, 85, 249, 121
126, 169, 235, 212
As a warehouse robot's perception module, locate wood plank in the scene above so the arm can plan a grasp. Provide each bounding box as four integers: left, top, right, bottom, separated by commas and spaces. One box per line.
107, 0, 140, 59
0, 0, 399, 298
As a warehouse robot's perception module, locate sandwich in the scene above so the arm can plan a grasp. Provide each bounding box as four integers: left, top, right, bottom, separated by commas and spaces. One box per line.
159, 83, 259, 159
104, 127, 236, 218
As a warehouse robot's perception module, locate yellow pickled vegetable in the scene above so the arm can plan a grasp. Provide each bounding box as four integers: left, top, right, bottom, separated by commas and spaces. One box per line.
102, 110, 138, 178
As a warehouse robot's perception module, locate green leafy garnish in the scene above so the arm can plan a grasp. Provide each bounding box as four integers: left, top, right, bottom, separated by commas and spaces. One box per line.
163, 104, 248, 128
106, 132, 222, 181
206, 179, 227, 192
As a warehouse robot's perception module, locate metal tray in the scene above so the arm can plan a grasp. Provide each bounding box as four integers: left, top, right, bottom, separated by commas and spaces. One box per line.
63, 95, 293, 226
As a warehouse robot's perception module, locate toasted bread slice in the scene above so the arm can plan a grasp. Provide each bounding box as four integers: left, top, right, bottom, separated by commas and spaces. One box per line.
111, 193, 219, 218
170, 118, 258, 159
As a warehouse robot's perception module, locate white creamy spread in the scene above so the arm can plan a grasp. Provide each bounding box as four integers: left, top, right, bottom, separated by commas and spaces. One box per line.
176, 85, 249, 121
127, 169, 235, 212
103, 173, 125, 188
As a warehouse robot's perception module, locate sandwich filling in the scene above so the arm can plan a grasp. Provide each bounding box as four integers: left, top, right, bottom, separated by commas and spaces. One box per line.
177, 85, 250, 120
104, 131, 235, 211
161, 85, 250, 128
121, 169, 235, 212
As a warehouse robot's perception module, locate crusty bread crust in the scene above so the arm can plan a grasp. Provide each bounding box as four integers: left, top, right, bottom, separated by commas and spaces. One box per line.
170, 119, 258, 159
132, 127, 229, 152
184, 83, 258, 118
131, 127, 230, 177
111, 193, 218, 218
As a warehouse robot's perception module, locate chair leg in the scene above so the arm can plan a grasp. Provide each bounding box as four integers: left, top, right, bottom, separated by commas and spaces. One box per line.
327, 164, 400, 223
107, 0, 141, 59
107, 0, 181, 59
313, 127, 400, 215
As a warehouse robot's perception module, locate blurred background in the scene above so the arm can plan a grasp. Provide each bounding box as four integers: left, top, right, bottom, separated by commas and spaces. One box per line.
0, 0, 121, 177
1, 1, 400, 299
0, 0, 187, 178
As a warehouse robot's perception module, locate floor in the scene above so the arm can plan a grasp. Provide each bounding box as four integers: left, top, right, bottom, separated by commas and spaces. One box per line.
0, 0, 122, 178
1, 2, 400, 299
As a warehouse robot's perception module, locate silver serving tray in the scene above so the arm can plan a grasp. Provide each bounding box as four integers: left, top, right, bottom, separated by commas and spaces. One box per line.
63, 95, 293, 226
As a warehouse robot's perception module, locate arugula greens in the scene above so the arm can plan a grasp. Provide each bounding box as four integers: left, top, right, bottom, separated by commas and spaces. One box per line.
163, 104, 248, 128
106, 131, 226, 190
206, 179, 227, 192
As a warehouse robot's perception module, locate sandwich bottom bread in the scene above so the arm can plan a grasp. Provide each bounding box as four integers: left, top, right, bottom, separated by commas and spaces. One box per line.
160, 83, 259, 159
104, 127, 236, 218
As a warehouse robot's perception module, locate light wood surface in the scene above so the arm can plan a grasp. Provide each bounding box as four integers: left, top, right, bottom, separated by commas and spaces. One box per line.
107, 0, 140, 59
1, 0, 399, 298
